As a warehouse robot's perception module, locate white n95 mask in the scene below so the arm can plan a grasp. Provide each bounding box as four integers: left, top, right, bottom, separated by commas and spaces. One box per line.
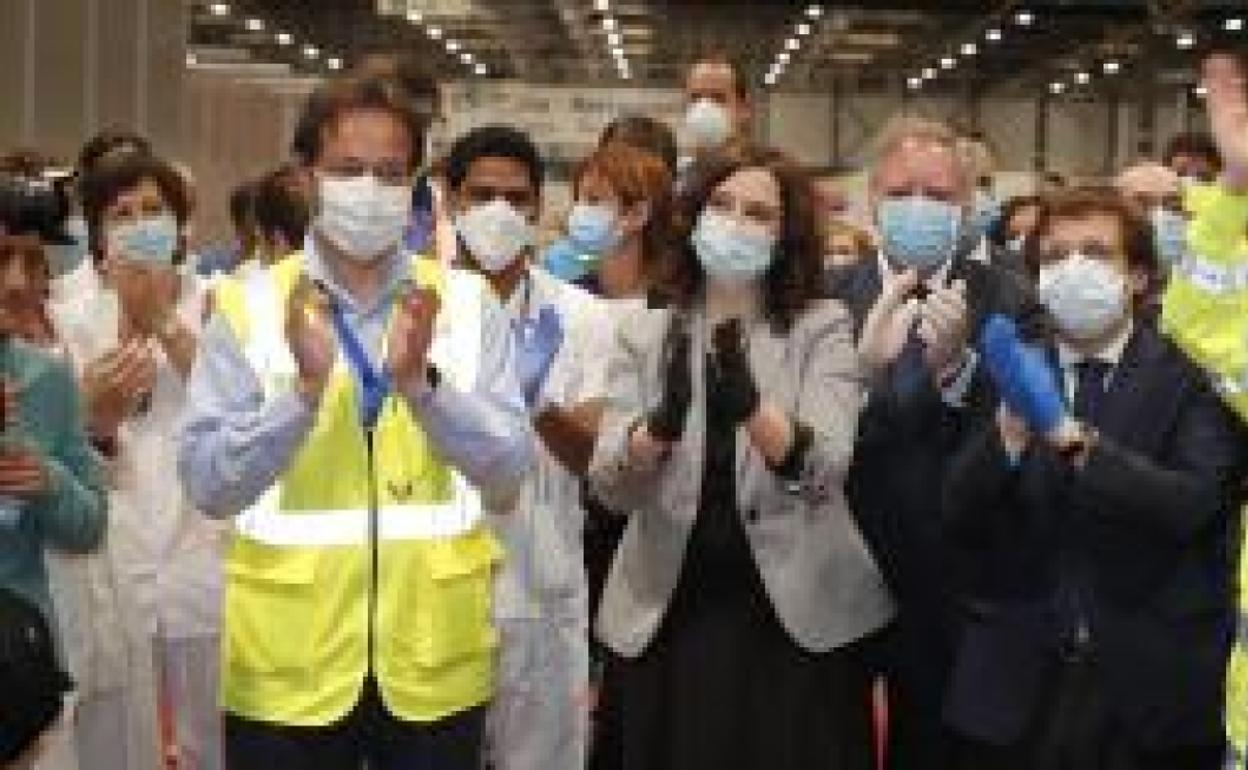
316, 175, 411, 263
455, 199, 535, 273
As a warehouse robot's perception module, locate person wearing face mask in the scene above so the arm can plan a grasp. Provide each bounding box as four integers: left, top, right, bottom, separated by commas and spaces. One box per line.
1156, 54, 1248, 767
835, 117, 1047, 770
54, 150, 221, 770
678, 53, 753, 186
590, 145, 892, 769
543, 140, 677, 770
179, 75, 532, 770
0, 176, 107, 770
942, 187, 1243, 769
441, 125, 607, 770
1114, 161, 1189, 276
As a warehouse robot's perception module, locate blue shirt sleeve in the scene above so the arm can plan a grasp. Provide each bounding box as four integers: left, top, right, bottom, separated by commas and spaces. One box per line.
403, 290, 534, 505
177, 315, 317, 518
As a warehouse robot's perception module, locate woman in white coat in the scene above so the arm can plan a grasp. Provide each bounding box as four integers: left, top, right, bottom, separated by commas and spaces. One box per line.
55, 150, 226, 770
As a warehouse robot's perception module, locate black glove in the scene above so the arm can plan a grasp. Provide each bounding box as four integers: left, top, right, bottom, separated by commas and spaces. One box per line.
646, 324, 693, 442
711, 320, 760, 425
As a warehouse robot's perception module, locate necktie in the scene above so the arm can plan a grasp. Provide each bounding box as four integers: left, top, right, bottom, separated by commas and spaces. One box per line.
1073, 360, 1111, 424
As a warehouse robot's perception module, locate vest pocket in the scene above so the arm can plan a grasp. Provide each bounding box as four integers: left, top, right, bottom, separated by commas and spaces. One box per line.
224, 545, 317, 676
403, 534, 502, 669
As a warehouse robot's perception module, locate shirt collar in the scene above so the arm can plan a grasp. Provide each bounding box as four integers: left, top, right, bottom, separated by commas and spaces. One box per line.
302, 233, 409, 316
1058, 319, 1134, 370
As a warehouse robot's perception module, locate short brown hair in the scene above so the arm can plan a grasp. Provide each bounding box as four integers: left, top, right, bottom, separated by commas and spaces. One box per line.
688, 51, 750, 100
79, 152, 191, 262
1033, 186, 1161, 303
291, 74, 430, 169
662, 145, 824, 332
254, 164, 311, 251
574, 141, 676, 282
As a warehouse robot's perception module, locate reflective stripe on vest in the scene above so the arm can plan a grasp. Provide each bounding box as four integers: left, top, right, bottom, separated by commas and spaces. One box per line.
1174, 254, 1248, 296
236, 477, 484, 546
234, 260, 486, 545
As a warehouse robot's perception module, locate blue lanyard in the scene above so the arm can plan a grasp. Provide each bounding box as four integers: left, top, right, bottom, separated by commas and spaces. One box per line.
323, 288, 391, 432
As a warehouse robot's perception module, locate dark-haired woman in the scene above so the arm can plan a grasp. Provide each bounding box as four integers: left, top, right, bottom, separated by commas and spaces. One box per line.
589, 146, 894, 769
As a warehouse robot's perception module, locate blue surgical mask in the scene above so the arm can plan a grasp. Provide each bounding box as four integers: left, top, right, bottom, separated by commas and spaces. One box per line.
964, 190, 999, 247
1149, 207, 1187, 268
566, 203, 621, 257
47, 215, 89, 277
542, 237, 596, 283
109, 213, 180, 266
877, 195, 963, 272
692, 210, 775, 282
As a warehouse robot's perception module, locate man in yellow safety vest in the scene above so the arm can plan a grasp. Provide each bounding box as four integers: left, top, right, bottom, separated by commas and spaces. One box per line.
178, 73, 535, 769
1157, 53, 1248, 768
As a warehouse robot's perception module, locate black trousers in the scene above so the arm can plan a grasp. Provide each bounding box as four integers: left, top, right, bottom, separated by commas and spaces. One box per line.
224, 678, 485, 770
953, 658, 1222, 770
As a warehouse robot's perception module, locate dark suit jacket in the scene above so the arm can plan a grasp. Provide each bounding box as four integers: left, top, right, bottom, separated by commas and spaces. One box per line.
941, 324, 1245, 749
828, 251, 1048, 709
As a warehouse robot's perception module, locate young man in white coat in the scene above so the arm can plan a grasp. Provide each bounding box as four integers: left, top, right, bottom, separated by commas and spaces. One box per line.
446, 125, 609, 770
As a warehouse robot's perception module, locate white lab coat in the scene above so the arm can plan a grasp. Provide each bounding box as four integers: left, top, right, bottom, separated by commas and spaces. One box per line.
51, 267, 227, 770
486, 267, 610, 770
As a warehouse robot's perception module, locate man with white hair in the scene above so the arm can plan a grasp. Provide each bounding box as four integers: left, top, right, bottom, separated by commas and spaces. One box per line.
833, 115, 1047, 770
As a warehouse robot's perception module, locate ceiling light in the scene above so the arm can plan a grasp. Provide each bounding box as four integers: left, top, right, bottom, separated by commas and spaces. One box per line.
1226, 18, 1245, 32
985, 28, 1002, 42
608, 32, 622, 45
602, 17, 617, 31
1049, 80, 1065, 94
764, 72, 778, 86
786, 38, 801, 51
1102, 59, 1121, 74
907, 76, 922, 89
275, 31, 293, 46
960, 42, 978, 56
245, 17, 264, 32
1195, 84, 1209, 97
1176, 31, 1196, 49
186, 52, 199, 66
778, 52, 792, 64
1074, 71, 1090, 85
611, 46, 625, 58
922, 66, 937, 79
406, 10, 422, 23
427, 26, 443, 39
1015, 10, 1034, 26
446, 40, 461, 53
460, 52, 474, 64
940, 57, 956, 70
594, 0, 610, 10
806, 5, 823, 19
327, 57, 343, 71
797, 23, 812, 36
302, 44, 319, 59
474, 63, 488, 76
208, 2, 229, 16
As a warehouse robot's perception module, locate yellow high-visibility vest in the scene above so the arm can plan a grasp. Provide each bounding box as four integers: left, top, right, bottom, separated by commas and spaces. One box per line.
1159, 183, 1248, 763
213, 251, 503, 727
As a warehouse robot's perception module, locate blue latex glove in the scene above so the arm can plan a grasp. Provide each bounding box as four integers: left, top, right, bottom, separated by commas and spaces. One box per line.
514, 305, 564, 408
980, 314, 1067, 435
542, 238, 597, 283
